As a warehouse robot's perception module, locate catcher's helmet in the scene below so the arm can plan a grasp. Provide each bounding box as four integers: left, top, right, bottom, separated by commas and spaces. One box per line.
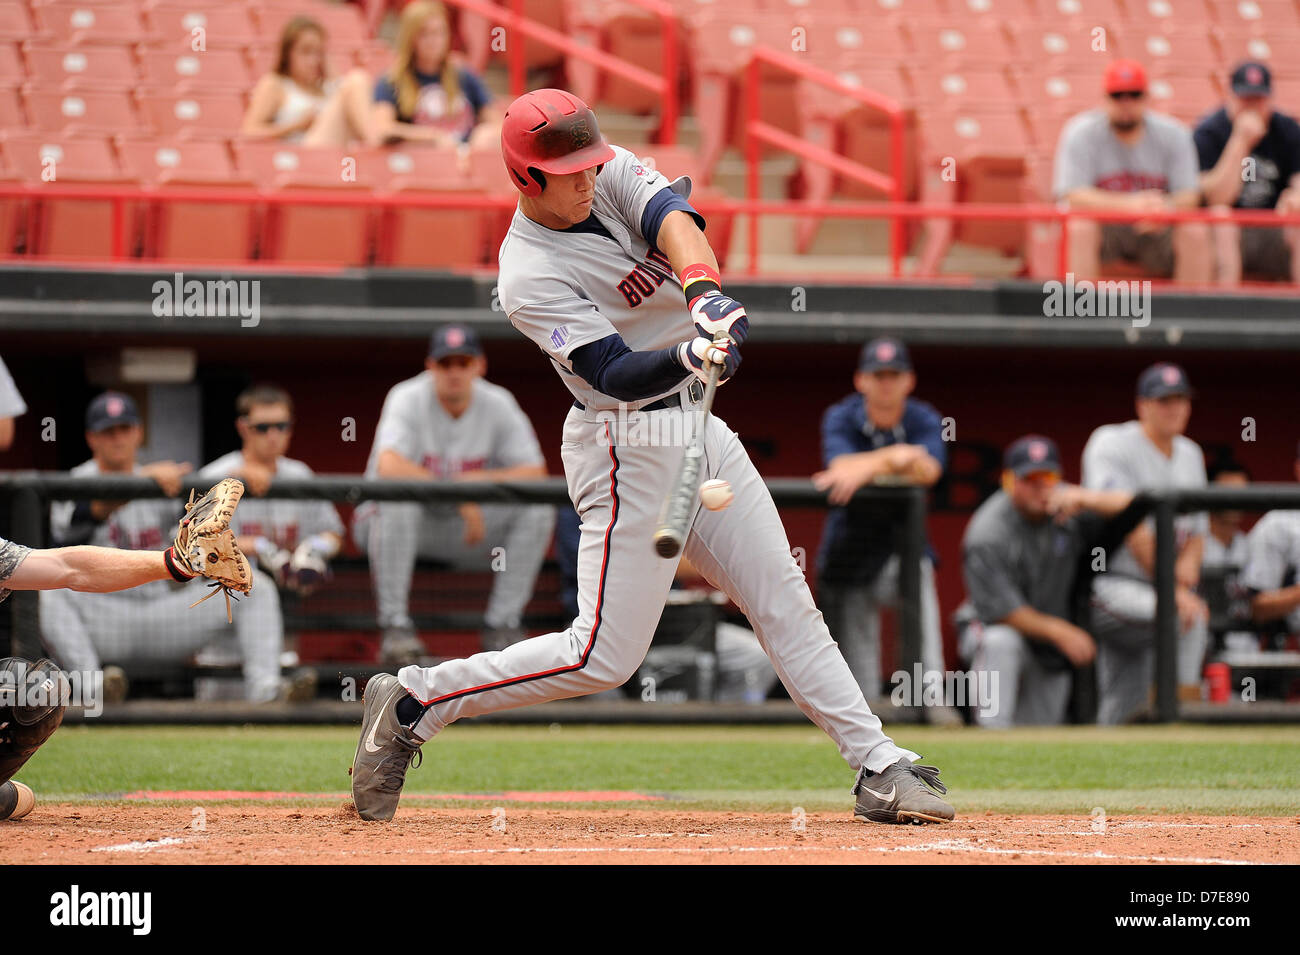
500, 89, 616, 198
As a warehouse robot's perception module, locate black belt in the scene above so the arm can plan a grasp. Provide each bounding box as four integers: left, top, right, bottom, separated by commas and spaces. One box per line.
573, 379, 704, 413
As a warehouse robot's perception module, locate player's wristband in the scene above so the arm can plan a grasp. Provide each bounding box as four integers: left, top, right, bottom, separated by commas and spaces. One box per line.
163, 545, 196, 582
681, 263, 721, 306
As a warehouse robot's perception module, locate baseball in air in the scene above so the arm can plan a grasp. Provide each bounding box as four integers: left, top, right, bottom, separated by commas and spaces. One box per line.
699, 479, 734, 511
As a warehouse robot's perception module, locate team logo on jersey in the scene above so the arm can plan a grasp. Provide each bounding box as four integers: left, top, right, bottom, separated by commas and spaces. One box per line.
617, 248, 674, 307
550, 326, 569, 349
631, 162, 647, 178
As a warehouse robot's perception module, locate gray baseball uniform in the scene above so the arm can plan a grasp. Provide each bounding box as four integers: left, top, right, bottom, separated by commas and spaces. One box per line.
954, 490, 1090, 727
40, 459, 285, 701
1082, 421, 1208, 723
392, 143, 918, 777
0, 356, 26, 419
0, 537, 31, 604
1240, 510, 1300, 633
198, 451, 344, 549
354, 373, 555, 632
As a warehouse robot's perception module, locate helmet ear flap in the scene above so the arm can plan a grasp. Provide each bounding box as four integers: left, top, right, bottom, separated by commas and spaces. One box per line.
529, 168, 546, 192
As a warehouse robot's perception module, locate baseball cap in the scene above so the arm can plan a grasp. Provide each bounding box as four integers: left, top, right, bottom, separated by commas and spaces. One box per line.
428, 324, 483, 361
1231, 61, 1272, 97
1004, 434, 1062, 478
858, 337, 912, 373
1104, 59, 1148, 95
85, 391, 140, 433
1136, 362, 1194, 399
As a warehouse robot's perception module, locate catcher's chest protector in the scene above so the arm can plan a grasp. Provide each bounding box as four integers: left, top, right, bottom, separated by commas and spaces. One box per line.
0, 657, 68, 785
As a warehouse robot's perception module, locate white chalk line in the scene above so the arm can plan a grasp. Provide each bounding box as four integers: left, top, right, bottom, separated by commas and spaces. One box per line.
91, 837, 186, 854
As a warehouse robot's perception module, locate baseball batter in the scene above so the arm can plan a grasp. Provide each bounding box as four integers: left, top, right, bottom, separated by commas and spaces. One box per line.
350, 89, 954, 825
39, 393, 285, 703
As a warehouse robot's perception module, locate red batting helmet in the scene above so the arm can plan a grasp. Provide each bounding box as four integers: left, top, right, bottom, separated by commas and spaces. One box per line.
500, 89, 616, 198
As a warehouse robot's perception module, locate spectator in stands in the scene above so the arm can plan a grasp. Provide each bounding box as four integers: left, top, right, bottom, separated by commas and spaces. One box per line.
0, 356, 26, 451
1195, 62, 1300, 285
370, 0, 501, 152
1201, 460, 1257, 651
1241, 442, 1300, 634
242, 16, 377, 147
197, 385, 343, 596
812, 337, 957, 724
1081, 363, 1210, 722
353, 325, 555, 665
1053, 59, 1211, 284
956, 435, 1136, 727
39, 392, 287, 703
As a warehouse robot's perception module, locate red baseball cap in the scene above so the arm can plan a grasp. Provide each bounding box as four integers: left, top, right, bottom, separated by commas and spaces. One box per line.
1104, 59, 1147, 94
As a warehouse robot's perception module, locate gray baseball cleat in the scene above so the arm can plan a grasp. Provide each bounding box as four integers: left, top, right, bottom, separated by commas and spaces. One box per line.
853, 757, 955, 825
350, 673, 423, 822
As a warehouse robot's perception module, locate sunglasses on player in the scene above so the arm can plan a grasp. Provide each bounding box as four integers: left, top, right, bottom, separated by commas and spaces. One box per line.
248, 421, 292, 433
1108, 90, 1144, 101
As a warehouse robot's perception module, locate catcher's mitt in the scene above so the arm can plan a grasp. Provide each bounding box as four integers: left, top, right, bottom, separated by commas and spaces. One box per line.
164, 478, 252, 622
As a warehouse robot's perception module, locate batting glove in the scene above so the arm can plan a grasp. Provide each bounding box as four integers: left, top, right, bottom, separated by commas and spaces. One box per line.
689, 290, 749, 347
678, 336, 742, 385
253, 536, 293, 588
289, 540, 332, 595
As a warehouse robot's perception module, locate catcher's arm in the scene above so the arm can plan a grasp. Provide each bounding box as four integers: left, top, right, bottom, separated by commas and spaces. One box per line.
6, 546, 171, 593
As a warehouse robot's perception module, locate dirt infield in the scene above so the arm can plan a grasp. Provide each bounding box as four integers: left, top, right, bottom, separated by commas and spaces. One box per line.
5, 804, 1297, 864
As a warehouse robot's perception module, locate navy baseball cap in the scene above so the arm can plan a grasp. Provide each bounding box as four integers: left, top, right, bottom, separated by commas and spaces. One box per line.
1004, 434, 1062, 478
858, 337, 912, 373
85, 391, 140, 433
1137, 362, 1194, 399
429, 324, 483, 361
1231, 61, 1272, 97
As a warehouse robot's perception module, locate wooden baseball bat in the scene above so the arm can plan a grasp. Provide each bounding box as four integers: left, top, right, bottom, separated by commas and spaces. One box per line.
652, 333, 728, 559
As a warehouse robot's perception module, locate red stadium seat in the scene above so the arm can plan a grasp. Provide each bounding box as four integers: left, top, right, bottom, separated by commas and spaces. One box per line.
1145, 72, 1220, 123
910, 70, 1017, 113
23, 42, 139, 89
1036, 0, 1126, 25
1114, 29, 1221, 75
906, 19, 1017, 68
0, 4, 34, 42
0, 42, 23, 83
116, 138, 236, 180
0, 132, 135, 257
1206, 0, 1300, 29
256, 4, 367, 52
142, 3, 260, 49
261, 181, 374, 265
1126, 0, 1215, 27
947, 0, 1039, 22
22, 89, 143, 135
0, 84, 22, 127
1213, 25, 1300, 77
232, 140, 381, 186
137, 91, 246, 139
138, 48, 254, 92
856, 0, 949, 23
35, 3, 146, 45
459, 0, 565, 74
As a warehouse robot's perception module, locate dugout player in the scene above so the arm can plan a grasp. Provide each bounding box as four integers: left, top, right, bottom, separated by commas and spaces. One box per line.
1240, 442, 1300, 634
0, 355, 25, 451
199, 385, 344, 594
350, 89, 954, 825
39, 392, 287, 702
1082, 363, 1210, 723
812, 337, 955, 723
353, 325, 556, 664
956, 436, 1136, 727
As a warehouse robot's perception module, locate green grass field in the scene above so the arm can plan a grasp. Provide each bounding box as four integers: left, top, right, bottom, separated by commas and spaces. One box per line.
21, 723, 1300, 814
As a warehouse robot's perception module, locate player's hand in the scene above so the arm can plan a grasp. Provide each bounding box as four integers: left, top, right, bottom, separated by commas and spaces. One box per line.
1129, 191, 1168, 234
688, 290, 749, 347
239, 460, 275, 497
289, 540, 331, 594
253, 537, 293, 588
679, 336, 741, 385
812, 456, 873, 505
141, 460, 192, 497
1046, 483, 1088, 521
1175, 585, 1209, 628
1231, 108, 1267, 149
460, 502, 486, 546
1050, 621, 1097, 666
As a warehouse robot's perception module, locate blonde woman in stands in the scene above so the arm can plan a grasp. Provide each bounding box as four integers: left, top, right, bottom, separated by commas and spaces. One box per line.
242, 15, 377, 147
370, 0, 501, 152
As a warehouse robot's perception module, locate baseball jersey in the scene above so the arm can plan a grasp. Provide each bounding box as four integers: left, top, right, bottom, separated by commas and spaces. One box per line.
816, 394, 947, 584
0, 355, 26, 418
1203, 529, 1249, 568
364, 373, 545, 479
1053, 108, 1201, 199
1240, 511, 1300, 630
49, 459, 181, 550
0, 537, 31, 605
1081, 420, 1207, 581
499, 143, 706, 411
955, 490, 1100, 627
198, 451, 343, 550
1194, 107, 1300, 209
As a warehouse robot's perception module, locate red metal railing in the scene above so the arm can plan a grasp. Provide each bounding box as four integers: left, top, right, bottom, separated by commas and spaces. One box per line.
7, 182, 1300, 276
745, 47, 906, 277
440, 0, 679, 145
